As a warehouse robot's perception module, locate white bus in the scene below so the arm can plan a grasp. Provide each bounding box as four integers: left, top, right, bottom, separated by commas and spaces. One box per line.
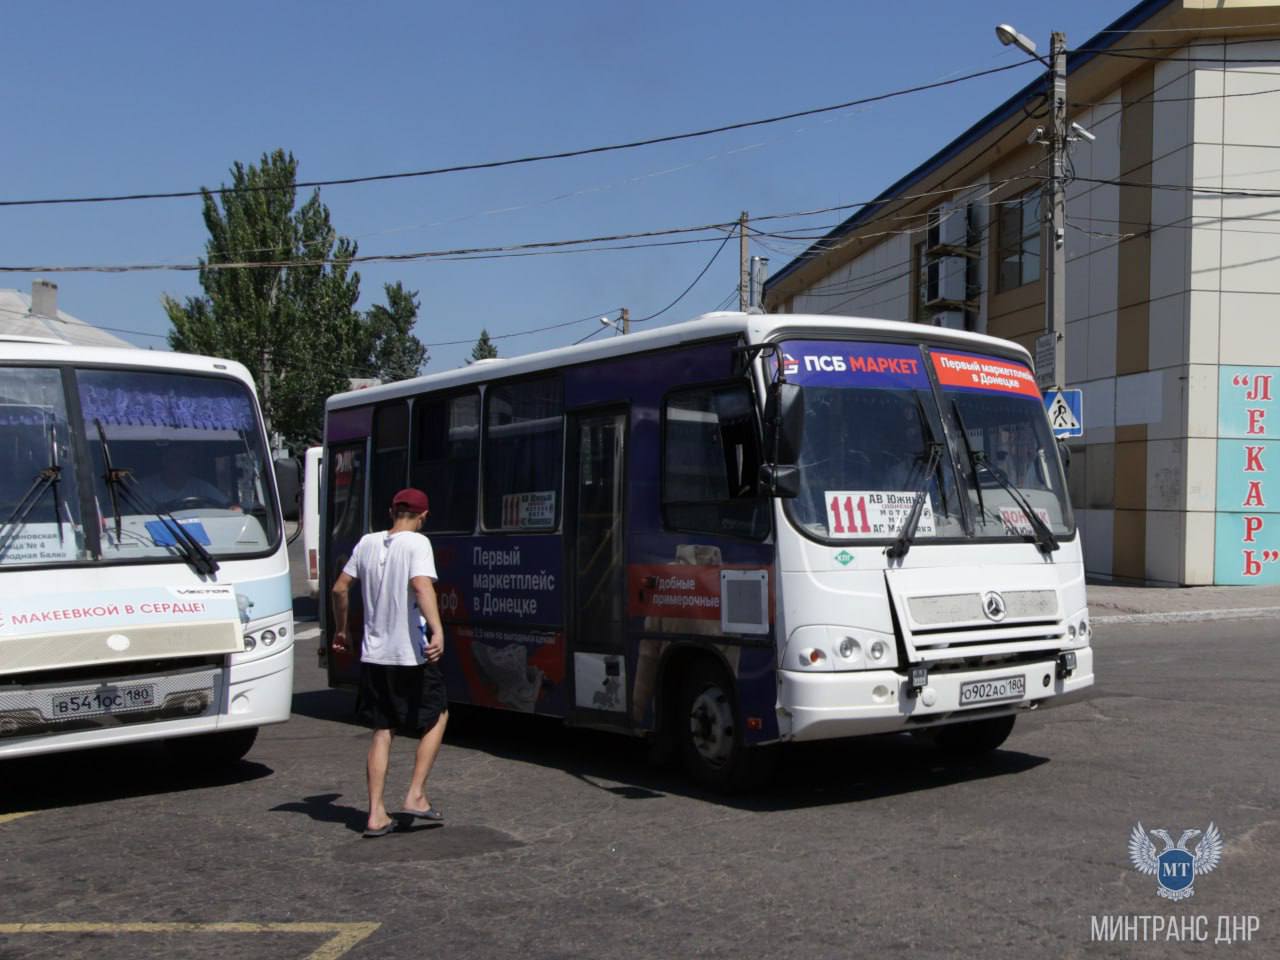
0, 339, 293, 764
317, 313, 1094, 789
302, 446, 322, 599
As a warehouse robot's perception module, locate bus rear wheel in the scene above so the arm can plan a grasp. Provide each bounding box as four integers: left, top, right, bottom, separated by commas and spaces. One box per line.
933, 715, 1015, 757
165, 727, 259, 768
677, 660, 775, 792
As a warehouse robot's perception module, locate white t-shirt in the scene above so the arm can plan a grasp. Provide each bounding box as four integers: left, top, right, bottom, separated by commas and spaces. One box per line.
342, 530, 438, 666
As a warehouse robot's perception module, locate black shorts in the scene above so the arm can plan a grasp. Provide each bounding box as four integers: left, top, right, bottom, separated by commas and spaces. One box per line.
356, 661, 448, 736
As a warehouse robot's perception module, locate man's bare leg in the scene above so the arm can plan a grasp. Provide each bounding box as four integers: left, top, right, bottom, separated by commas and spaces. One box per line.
404, 711, 448, 812
366, 728, 394, 830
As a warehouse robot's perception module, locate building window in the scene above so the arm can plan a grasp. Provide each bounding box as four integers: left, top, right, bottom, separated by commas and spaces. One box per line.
483, 378, 563, 531
662, 384, 769, 540
411, 391, 479, 533
996, 189, 1041, 292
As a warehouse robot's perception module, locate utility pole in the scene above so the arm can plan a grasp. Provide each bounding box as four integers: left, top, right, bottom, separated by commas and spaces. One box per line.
1046, 31, 1067, 390
620, 307, 630, 335
738, 211, 749, 312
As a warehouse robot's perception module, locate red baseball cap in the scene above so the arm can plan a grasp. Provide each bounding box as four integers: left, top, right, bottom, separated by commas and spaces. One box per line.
391, 488, 430, 513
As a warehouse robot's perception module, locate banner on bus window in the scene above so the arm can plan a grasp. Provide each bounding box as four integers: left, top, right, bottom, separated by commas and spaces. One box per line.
776, 341, 930, 390
824, 490, 936, 539
931, 351, 1040, 398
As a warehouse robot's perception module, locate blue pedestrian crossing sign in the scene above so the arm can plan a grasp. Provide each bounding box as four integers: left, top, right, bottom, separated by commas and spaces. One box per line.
1044, 389, 1083, 438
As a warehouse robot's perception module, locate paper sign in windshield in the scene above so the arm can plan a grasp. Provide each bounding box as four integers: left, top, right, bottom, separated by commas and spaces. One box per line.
500, 491, 556, 529
824, 491, 936, 539
998, 505, 1051, 536
931, 351, 1040, 398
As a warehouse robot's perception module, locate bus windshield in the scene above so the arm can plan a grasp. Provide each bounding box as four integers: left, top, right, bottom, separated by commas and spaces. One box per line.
0, 364, 278, 568
79, 369, 280, 561
931, 349, 1073, 538
779, 341, 965, 541
777, 340, 1070, 543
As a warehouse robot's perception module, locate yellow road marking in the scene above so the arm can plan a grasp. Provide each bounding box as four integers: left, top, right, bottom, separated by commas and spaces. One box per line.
0, 812, 35, 824
0, 922, 381, 960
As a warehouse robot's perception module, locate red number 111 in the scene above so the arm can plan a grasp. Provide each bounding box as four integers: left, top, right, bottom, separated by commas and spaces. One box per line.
830, 495, 871, 534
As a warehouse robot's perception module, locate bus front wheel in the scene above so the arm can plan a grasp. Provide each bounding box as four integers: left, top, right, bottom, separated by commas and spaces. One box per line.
933, 715, 1015, 756
677, 660, 775, 791
165, 727, 259, 768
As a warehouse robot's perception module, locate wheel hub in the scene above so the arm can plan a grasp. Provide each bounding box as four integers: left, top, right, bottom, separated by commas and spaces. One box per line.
689, 686, 734, 767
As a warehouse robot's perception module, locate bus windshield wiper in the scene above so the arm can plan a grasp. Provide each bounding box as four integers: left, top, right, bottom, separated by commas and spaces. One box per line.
885, 441, 944, 560
94, 419, 220, 576
0, 455, 62, 556
970, 451, 1060, 554
950, 399, 986, 525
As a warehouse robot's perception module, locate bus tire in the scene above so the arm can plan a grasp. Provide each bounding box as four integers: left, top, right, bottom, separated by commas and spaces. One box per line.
165, 727, 259, 768
677, 659, 775, 792
933, 715, 1015, 757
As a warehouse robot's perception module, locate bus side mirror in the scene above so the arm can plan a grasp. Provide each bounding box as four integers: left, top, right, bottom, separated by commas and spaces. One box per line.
763, 381, 804, 465
759, 463, 800, 498
1056, 439, 1072, 478
274, 457, 301, 522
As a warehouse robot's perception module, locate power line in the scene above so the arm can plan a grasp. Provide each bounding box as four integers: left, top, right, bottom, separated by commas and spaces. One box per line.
426, 310, 618, 348
0, 173, 1049, 275
633, 230, 735, 324
0, 60, 1039, 209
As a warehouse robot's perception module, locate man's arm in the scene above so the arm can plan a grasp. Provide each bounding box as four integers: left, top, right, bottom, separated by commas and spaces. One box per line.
411, 575, 444, 663
331, 571, 355, 653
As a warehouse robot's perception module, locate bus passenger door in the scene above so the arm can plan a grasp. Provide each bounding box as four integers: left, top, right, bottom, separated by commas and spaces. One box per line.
566, 408, 629, 724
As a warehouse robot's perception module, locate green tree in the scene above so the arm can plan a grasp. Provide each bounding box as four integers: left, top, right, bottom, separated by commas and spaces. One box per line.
469, 328, 498, 363
358, 282, 427, 383
164, 150, 365, 448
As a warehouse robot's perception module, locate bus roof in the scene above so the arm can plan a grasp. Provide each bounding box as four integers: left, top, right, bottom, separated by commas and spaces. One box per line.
327, 312, 1034, 411
2, 340, 257, 387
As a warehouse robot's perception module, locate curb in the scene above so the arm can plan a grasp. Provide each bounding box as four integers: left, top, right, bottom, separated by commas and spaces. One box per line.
1092, 606, 1280, 626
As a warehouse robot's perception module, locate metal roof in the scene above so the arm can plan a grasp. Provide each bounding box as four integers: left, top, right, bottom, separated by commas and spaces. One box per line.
0, 289, 135, 349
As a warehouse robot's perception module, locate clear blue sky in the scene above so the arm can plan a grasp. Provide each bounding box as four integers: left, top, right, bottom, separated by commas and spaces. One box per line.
2, 0, 1126, 370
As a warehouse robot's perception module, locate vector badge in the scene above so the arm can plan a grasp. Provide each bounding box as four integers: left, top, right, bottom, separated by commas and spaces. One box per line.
1128, 822, 1223, 901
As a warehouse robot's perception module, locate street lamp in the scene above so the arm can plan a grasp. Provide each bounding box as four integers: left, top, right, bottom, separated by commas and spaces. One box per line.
995, 24, 1048, 65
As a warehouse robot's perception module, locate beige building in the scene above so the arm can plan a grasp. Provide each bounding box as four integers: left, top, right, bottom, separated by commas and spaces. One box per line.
765, 0, 1280, 586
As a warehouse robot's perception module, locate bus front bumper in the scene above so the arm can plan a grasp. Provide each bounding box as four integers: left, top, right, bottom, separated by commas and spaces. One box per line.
0, 643, 294, 760
777, 647, 1094, 742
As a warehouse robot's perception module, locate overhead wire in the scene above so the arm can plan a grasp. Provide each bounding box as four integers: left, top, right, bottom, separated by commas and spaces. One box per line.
0, 60, 1039, 209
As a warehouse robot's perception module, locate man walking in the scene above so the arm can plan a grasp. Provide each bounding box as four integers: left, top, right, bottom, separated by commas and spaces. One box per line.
331, 488, 448, 837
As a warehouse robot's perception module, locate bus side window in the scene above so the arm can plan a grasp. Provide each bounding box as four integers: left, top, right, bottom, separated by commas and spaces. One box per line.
370, 402, 410, 527
411, 391, 480, 533
483, 378, 563, 531
662, 384, 769, 540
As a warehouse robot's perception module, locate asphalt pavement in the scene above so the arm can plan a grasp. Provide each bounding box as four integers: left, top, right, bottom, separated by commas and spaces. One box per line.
2, 600, 1277, 959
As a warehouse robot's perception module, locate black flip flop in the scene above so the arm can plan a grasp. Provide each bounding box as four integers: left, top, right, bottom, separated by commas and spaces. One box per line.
403, 807, 443, 822
362, 820, 397, 838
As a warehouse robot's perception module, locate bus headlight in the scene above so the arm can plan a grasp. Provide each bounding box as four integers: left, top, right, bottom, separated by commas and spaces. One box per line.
243, 633, 257, 651
261, 629, 277, 647
869, 640, 887, 661
838, 637, 859, 659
